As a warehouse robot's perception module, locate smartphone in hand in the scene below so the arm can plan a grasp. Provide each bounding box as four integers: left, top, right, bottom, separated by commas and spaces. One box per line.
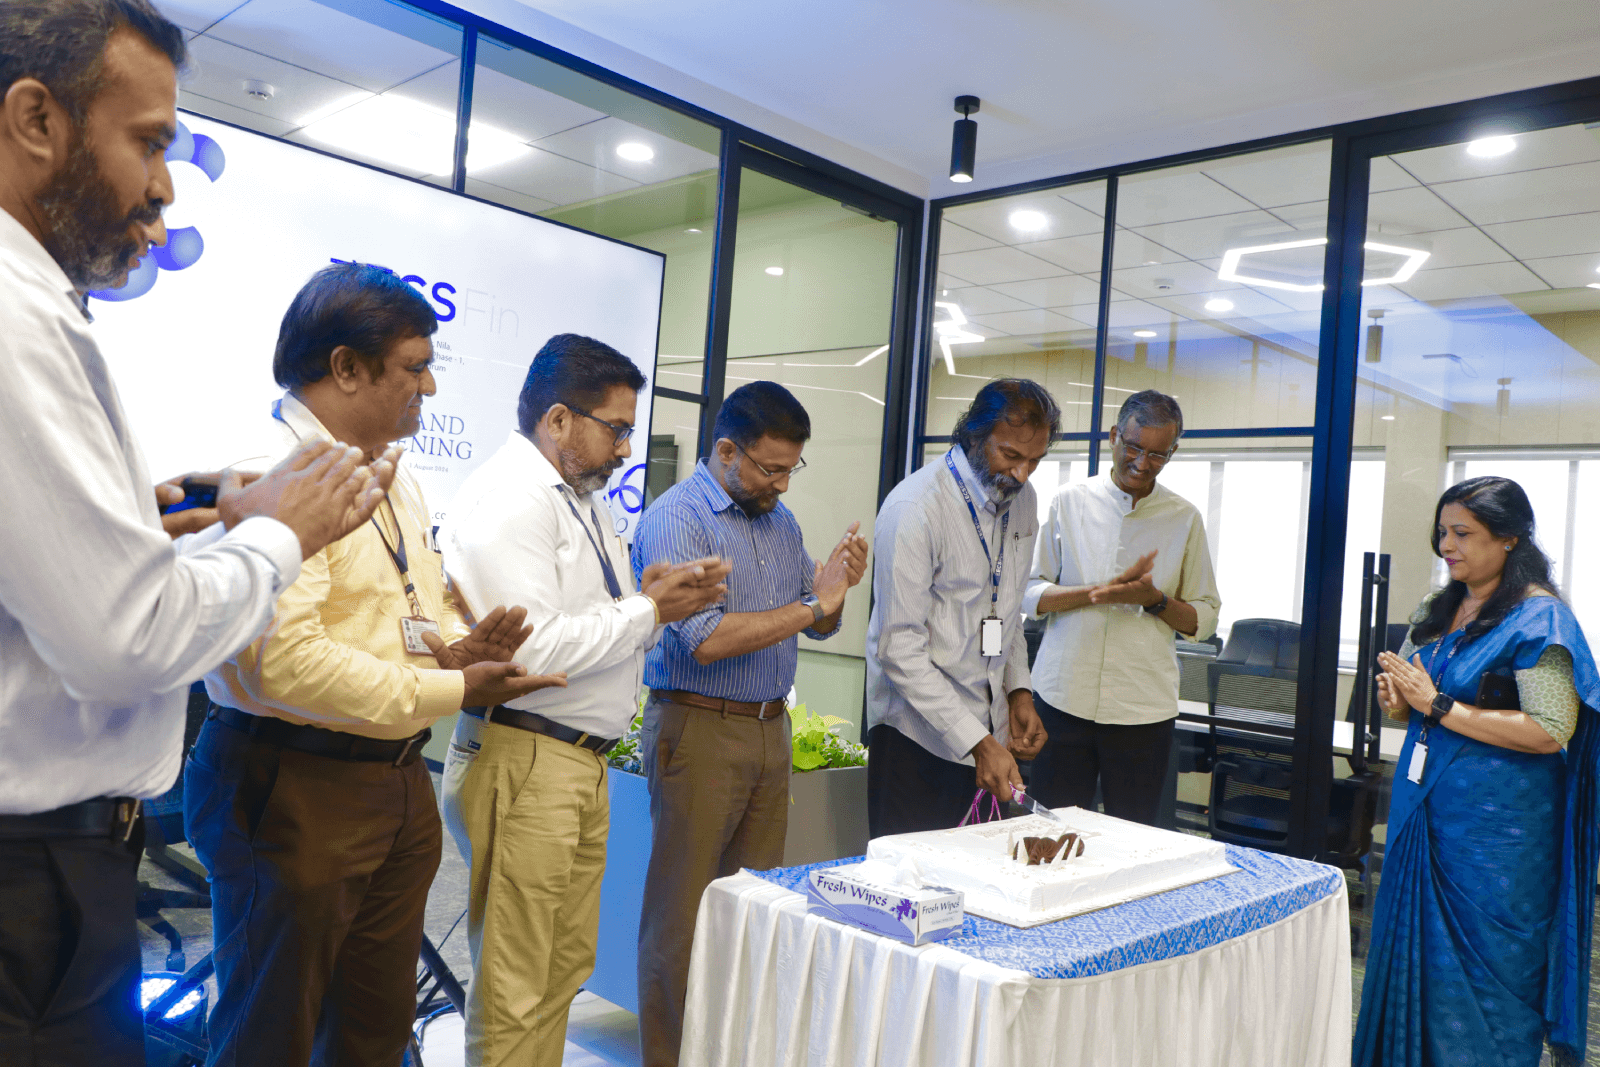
161, 476, 220, 515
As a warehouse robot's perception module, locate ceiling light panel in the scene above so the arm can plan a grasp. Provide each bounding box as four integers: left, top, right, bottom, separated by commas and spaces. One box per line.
1466, 136, 1517, 158
533, 117, 718, 183
1388, 123, 1600, 185
299, 93, 528, 176
1008, 209, 1050, 233
943, 191, 1104, 245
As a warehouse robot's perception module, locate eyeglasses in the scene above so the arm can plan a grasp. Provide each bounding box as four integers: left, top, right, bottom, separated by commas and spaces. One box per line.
729, 440, 806, 479
567, 404, 635, 446
1120, 439, 1176, 467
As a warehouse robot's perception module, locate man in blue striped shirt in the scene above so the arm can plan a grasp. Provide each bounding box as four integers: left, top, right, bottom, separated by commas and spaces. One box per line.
631, 381, 868, 1067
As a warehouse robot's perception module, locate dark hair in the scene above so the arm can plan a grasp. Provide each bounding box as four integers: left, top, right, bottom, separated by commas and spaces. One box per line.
0, 0, 187, 126
516, 334, 646, 434
951, 378, 1061, 454
273, 263, 438, 389
1116, 389, 1184, 438
1409, 476, 1559, 649
712, 381, 811, 450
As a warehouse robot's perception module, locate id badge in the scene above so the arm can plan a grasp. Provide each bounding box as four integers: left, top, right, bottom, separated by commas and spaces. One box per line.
400, 615, 442, 655
1406, 742, 1428, 784
980, 615, 1004, 658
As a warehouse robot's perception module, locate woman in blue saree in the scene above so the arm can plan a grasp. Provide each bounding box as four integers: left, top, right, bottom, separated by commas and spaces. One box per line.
1354, 476, 1600, 1067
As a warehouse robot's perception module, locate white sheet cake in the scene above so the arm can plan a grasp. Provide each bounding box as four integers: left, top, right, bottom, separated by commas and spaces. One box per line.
865, 807, 1237, 927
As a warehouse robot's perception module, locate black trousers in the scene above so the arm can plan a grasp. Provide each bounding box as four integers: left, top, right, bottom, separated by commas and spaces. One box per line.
184, 717, 441, 1067
1027, 694, 1175, 826
0, 824, 146, 1067
866, 724, 985, 838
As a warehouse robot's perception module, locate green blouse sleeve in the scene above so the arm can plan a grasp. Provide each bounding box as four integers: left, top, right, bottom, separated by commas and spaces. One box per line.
1514, 644, 1579, 747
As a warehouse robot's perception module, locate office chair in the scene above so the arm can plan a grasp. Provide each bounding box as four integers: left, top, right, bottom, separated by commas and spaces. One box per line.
1203, 620, 1301, 851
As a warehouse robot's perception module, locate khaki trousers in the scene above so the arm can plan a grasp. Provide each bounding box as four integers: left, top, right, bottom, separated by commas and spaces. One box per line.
441, 714, 610, 1067
636, 693, 791, 1067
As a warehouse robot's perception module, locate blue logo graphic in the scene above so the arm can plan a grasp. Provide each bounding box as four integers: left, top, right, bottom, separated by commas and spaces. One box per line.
89, 120, 224, 303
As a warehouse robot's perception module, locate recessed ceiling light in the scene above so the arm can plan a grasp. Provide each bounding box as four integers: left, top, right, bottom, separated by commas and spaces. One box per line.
1204, 298, 1234, 312
1588, 283, 1600, 290
616, 142, 654, 162
765, 266, 784, 276
300, 94, 527, 174
1466, 135, 1516, 158
1008, 209, 1048, 232
1381, 415, 1396, 421
1133, 330, 1158, 338
684, 227, 702, 234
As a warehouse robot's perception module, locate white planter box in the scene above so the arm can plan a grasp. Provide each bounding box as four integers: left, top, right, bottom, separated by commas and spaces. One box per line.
587, 763, 869, 1015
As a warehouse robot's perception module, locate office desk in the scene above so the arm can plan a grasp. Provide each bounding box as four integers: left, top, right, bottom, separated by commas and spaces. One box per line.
1174, 699, 1408, 761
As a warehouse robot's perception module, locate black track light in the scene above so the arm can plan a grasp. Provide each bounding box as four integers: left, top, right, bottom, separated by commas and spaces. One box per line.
950, 96, 979, 184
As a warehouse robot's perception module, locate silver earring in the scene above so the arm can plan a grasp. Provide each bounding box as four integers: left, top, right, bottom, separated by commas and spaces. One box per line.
1505, 545, 1512, 552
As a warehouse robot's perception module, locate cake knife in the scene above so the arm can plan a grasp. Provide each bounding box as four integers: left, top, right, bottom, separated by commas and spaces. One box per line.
1011, 787, 1069, 826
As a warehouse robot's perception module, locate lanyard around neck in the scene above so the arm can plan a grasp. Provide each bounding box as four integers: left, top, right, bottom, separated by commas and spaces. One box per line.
945, 451, 1008, 615
371, 501, 424, 616
564, 494, 624, 601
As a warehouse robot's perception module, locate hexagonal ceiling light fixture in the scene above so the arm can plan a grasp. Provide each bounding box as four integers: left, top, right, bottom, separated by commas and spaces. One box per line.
1217, 236, 1430, 292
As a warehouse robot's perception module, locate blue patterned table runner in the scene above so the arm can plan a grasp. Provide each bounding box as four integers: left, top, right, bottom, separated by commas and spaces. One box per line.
751, 845, 1343, 980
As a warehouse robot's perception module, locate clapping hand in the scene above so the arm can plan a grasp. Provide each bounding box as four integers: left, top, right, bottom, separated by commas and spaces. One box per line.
641, 556, 731, 623
814, 521, 869, 615
422, 606, 533, 668
218, 439, 403, 560
1007, 689, 1048, 760
1376, 651, 1437, 719
1088, 550, 1160, 607
156, 469, 261, 538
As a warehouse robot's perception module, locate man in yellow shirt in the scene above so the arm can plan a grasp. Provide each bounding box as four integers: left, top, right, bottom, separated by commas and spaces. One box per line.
185, 263, 566, 1067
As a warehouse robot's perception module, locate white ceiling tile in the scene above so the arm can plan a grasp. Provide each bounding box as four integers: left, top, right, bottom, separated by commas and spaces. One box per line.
466, 145, 640, 206
1516, 252, 1600, 290
937, 222, 1001, 255
1427, 160, 1600, 227
1397, 227, 1511, 270
463, 178, 558, 215
179, 92, 296, 137
1022, 233, 1105, 273
162, 0, 246, 32
206, 0, 459, 93
1390, 123, 1600, 185
1482, 211, 1600, 260
381, 59, 457, 114
987, 274, 1102, 309
936, 245, 1069, 285
1145, 288, 1296, 322
968, 308, 1088, 337
939, 286, 1035, 315
182, 34, 363, 130
1111, 170, 1259, 228
279, 127, 433, 179
455, 64, 609, 143
1060, 299, 1176, 330
1112, 260, 1246, 299
1390, 260, 1550, 302
1370, 157, 1421, 192
942, 190, 1105, 244
1269, 200, 1330, 232
1197, 142, 1333, 209
1128, 209, 1301, 261
533, 116, 718, 184
1365, 185, 1473, 233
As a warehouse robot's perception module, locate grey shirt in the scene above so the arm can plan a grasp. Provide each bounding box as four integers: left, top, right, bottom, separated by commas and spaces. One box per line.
865, 448, 1037, 766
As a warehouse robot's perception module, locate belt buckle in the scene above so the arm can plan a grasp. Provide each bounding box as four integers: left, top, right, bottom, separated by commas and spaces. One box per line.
114, 800, 138, 842
760, 700, 784, 721
393, 735, 421, 767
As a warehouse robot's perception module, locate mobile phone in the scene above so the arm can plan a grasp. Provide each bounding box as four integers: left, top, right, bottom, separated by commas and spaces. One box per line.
162, 476, 220, 515
1476, 671, 1521, 711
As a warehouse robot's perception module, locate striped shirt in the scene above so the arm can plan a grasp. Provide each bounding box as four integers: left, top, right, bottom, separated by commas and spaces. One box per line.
632, 460, 830, 701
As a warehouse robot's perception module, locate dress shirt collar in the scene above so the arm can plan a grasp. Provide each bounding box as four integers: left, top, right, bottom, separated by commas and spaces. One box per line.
0, 205, 90, 321
500, 429, 584, 496
1098, 469, 1169, 515
272, 392, 338, 444
948, 446, 1002, 516
688, 458, 741, 515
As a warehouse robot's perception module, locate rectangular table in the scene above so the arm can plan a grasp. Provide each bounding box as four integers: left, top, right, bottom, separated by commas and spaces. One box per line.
682, 845, 1350, 1067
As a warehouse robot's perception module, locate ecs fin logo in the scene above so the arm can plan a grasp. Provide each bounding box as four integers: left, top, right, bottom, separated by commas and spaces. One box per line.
89, 120, 224, 303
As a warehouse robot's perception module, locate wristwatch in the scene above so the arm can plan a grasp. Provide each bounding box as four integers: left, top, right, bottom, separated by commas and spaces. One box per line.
1426, 691, 1453, 726
1143, 591, 1169, 616
800, 594, 825, 624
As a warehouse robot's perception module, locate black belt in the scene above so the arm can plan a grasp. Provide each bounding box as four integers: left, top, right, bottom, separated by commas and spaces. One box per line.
463, 705, 618, 755
0, 797, 141, 841
210, 703, 431, 766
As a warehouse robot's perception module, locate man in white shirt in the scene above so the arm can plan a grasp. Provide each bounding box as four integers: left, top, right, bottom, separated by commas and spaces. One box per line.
0, 5, 399, 1063
1023, 390, 1221, 826
865, 379, 1055, 837
440, 334, 730, 1067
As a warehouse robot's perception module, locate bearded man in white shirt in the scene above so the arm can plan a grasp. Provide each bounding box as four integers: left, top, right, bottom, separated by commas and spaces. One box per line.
1023, 389, 1221, 826
440, 334, 730, 1067
0, 4, 400, 1063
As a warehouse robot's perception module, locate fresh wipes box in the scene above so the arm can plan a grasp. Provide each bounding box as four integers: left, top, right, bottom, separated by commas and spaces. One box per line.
804, 860, 965, 945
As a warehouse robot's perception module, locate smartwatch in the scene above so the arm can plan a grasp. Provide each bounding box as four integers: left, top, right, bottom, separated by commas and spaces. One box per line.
1143, 591, 1169, 616
801, 594, 825, 624
1426, 691, 1453, 726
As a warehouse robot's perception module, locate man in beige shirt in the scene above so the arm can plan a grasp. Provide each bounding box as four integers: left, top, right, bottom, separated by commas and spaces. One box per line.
186, 263, 566, 1067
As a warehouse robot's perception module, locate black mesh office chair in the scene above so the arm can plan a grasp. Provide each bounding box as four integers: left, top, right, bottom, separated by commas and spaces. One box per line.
1204, 620, 1301, 851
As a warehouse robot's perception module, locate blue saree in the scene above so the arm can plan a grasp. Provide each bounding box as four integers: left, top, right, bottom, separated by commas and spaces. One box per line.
1353, 595, 1600, 1067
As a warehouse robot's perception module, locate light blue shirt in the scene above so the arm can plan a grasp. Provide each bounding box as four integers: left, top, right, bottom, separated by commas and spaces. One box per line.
632, 460, 831, 701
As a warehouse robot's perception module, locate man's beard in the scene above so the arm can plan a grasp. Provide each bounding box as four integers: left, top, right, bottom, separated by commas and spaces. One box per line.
727, 459, 779, 518
967, 443, 1024, 503
35, 133, 160, 292
560, 448, 621, 495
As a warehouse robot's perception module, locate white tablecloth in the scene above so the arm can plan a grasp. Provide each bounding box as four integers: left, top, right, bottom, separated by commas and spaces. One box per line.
682, 868, 1350, 1067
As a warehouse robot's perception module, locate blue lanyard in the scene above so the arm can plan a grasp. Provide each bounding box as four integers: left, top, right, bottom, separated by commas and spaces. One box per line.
945, 452, 1008, 616
565, 495, 624, 601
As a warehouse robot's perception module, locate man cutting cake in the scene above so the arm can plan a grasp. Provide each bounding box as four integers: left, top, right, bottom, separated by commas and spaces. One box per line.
864, 379, 1057, 837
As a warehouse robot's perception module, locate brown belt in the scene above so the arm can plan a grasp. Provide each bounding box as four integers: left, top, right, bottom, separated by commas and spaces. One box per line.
655, 689, 788, 721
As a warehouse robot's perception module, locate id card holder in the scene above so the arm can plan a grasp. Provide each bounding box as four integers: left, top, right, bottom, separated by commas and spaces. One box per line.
980, 615, 1004, 658
1406, 741, 1428, 784
401, 615, 442, 655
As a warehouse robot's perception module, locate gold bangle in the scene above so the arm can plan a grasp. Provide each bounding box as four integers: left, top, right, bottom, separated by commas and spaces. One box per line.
645, 594, 660, 625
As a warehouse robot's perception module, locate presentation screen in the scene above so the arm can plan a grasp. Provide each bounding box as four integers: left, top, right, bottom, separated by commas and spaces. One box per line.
89, 112, 664, 538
